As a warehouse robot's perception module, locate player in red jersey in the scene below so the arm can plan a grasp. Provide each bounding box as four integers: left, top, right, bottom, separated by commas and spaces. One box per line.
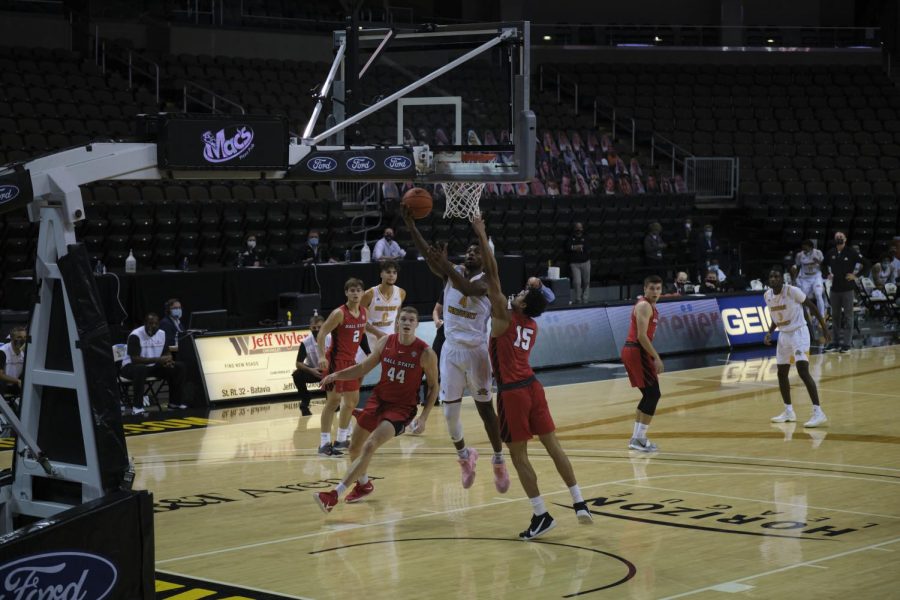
471, 217, 593, 540
316, 278, 368, 456
314, 307, 439, 512
621, 275, 664, 453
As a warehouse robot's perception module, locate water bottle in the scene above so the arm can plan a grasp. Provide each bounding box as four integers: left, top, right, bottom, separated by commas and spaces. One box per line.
313, 309, 319, 317
94, 259, 104, 275
344, 249, 351, 262
181, 256, 189, 271
360, 243, 371, 263
125, 250, 137, 273
286, 311, 292, 327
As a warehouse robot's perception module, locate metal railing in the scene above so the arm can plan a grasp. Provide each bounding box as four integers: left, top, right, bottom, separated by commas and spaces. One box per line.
538, 65, 579, 115
593, 97, 636, 153
93, 35, 161, 103
650, 133, 694, 178
171, 0, 224, 25
684, 157, 740, 200
183, 81, 245, 114
532, 24, 881, 49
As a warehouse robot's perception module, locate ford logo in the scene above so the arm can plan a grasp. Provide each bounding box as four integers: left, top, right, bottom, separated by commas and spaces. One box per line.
0, 184, 21, 205
307, 156, 337, 173
0, 551, 117, 599
346, 156, 375, 172
384, 155, 412, 171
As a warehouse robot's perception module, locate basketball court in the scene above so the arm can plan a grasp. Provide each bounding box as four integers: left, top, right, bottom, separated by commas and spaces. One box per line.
76, 338, 896, 598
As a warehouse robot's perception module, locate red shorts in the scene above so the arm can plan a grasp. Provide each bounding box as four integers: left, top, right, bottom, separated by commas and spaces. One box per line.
496, 378, 555, 443
354, 393, 417, 435
322, 359, 361, 393
621, 344, 657, 389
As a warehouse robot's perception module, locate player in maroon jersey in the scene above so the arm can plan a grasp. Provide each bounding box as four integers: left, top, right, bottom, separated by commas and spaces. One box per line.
314, 307, 439, 512
621, 275, 664, 452
471, 217, 593, 540
316, 278, 368, 456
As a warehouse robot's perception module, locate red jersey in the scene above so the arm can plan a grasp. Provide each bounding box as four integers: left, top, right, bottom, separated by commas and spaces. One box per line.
625, 298, 659, 343
374, 334, 429, 408
490, 311, 537, 386
328, 304, 367, 363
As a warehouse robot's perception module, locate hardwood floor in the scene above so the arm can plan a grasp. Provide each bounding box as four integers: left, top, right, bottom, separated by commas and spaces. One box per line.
19, 345, 900, 598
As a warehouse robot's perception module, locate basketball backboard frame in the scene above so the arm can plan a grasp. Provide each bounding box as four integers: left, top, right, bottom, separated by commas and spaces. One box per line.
297, 21, 535, 184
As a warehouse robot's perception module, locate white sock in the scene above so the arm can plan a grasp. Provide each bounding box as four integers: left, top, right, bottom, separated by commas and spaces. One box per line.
335, 482, 347, 497
320, 432, 331, 445
530, 496, 547, 516
784, 404, 795, 413
633, 422, 649, 440
358, 474, 369, 485
336, 428, 350, 443
457, 447, 469, 460
569, 484, 584, 504
812, 405, 822, 413
492, 452, 504, 464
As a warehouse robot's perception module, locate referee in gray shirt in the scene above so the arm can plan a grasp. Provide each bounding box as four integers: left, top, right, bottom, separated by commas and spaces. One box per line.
822, 231, 864, 353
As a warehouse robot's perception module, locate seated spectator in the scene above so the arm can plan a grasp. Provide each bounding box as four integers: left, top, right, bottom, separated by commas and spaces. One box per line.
603, 175, 615, 195
121, 313, 186, 414
0, 326, 27, 398
546, 181, 560, 196
668, 271, 689, 295
645, 175, 659, 194
872, 254, 897, 288
159, 298, 185, 352
707, 258, 727, 282
235, 234, 261, 268
527, 276, 555, 304
373, 228, 407, 261
701, 270, 722, 294
292, 314, 327, 416
298, 230, 335, 265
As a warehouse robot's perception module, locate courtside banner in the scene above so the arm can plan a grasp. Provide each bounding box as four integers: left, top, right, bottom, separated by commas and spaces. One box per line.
157, 114, 288, 170
531, 307, 619, 366
195, 329, 314, 403
607, 298, 729, 355
290, 147, 417, 181
716, 293, 776, 346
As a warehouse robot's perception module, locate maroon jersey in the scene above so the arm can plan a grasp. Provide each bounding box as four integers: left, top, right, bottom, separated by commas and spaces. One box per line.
625, 298, 658, 344
329, 304, 368, 363
490, 311, 537, 386
374, 334, 429, 408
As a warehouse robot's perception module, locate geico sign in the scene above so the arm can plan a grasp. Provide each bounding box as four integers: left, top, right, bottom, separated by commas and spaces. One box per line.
721, 356, 779, 384
722, 306, 773, 336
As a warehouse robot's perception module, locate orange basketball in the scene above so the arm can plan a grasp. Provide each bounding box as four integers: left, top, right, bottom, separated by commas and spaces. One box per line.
401, 187, 433, 219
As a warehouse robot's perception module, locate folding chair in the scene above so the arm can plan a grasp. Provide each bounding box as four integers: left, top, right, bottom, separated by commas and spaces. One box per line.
112, 344, 165, 411
884, 283, 900, 324
857, 277, 892, 322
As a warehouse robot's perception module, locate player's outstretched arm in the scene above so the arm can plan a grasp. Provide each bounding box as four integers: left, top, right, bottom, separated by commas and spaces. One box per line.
471, 216, 510, 332
322, 336, 388, 385
316, 307, 343, 369
400, 205, 445, 279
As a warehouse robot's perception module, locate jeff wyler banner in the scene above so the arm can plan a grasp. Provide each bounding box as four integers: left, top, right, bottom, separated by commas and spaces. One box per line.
157, 114, 289, 171
195, 329, 315, 403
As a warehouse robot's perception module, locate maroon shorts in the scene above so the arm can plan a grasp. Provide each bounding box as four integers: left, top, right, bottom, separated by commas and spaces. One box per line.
322, 358, 361, 393
354, 393, 417, 435
621, 344, 657, 389
496, 378, 555, 443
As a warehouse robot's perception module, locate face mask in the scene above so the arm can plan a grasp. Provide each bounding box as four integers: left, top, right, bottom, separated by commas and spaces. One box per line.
704, 231, 712, 238
685, 223, 691, 230
171, 308, 182, 319
145, 326, 158, 336
247, 240, 256, 249
883, 262, 891, 270
574, 230, 583, 236
385, 235, 393, 242
836, 238, 845, 245
309, 238, 319, 247
12, 339, 25, 348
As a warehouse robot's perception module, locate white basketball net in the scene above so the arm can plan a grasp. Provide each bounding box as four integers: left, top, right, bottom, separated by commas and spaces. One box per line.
441, 181, 485, 221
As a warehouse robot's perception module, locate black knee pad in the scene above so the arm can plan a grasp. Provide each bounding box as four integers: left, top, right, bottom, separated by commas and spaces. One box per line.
637, 385, 661, 416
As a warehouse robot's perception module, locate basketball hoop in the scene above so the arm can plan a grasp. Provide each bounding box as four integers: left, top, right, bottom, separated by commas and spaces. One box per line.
441, 152, 496, 221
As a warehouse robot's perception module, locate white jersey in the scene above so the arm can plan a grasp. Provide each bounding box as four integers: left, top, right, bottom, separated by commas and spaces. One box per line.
764, 284, 807, 333
443, 266, 490, 348
0, 342, 25, 380
121, 325, 166, 366
366, 285, 403, 336
795, 249, 824, 278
